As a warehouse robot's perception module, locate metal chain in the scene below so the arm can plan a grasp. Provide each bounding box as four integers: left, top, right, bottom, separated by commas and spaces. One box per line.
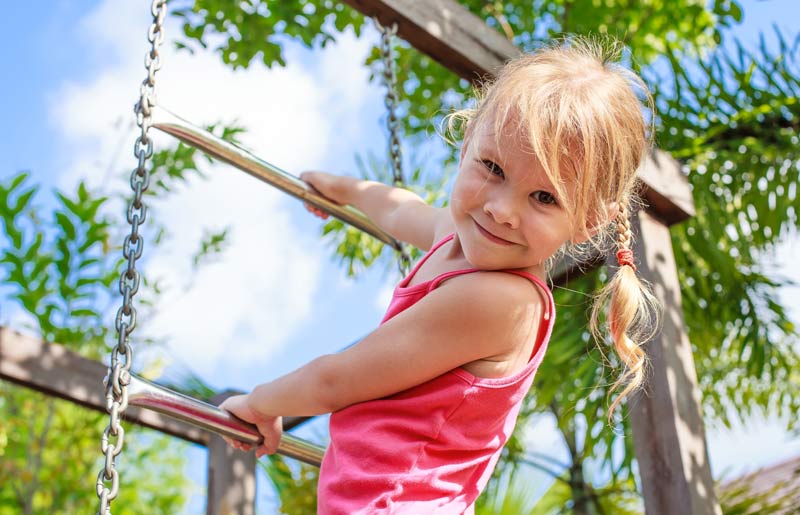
96, 1, 166, 513
375, 18, 411, 276
376, 19, 403, 187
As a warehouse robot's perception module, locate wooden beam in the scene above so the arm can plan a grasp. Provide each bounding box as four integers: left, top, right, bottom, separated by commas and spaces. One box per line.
0, 327, 209, 446
638, 150, 695, 225
340, 0, 519, 81
623, 210, 721, 515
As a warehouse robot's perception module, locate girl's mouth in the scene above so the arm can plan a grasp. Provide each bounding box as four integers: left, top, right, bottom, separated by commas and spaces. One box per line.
474, 219, 515, 245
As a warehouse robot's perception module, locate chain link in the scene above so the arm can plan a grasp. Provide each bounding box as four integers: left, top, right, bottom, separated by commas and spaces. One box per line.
375, 19, 412, 276
96, 1, 166, 513
376, 20, 403, 187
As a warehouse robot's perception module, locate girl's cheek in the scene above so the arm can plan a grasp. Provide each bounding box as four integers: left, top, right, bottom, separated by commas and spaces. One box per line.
456, 175, 482, 198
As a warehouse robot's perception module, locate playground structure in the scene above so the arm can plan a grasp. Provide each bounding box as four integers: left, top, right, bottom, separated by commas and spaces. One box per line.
0, 1, 725, 514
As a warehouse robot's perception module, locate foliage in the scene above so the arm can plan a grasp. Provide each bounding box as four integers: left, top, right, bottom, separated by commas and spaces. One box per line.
523, 473, 642, 515
476, 469, 542, 515
0, 116, 245, 512
0, 172, 194, 513
261, 455, 320, 514
174, 0, 744, 145
646, 29, 800, 429
171, 0, 366, 69
0, 384, 191, 515
0, 173, 118, 359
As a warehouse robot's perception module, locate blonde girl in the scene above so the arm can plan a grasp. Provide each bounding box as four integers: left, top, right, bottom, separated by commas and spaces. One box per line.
220, 36, 658, 514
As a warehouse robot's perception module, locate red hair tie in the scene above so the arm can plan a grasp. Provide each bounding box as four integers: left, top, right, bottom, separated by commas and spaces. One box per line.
616, 249, 636, 271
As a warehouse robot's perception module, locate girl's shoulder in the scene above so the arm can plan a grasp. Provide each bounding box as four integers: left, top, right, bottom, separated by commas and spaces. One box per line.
447, 269, 546, 300
436, 270, 549, 327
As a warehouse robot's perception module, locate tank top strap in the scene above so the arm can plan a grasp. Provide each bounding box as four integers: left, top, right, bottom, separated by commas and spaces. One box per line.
399, 233, 456, 286
499, 270, 555, 323
427, 267, 481, 292
412, 233, 555, 326
500, 271, 556, 359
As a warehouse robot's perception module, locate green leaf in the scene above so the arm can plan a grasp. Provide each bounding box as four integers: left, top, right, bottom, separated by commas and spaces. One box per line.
71, 308, 98, 318
55, 212, 76, 240
11, 187, 36, 215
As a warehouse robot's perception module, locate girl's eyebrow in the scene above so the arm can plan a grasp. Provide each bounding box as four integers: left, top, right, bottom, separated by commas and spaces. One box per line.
476, 140, 497, 154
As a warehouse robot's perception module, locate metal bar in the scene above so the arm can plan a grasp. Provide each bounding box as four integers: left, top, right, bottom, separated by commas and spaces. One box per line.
127, 374, 326, 467
150, 106, 402, 250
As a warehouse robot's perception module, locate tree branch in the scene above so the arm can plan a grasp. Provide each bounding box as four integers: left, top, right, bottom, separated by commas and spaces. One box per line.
702, 114, 800, 149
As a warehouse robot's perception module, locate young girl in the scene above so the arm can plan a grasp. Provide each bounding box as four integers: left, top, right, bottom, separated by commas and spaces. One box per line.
220, 37, 657, 513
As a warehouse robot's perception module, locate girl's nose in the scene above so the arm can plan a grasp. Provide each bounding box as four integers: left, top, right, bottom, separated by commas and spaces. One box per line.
484, 196, 519, 228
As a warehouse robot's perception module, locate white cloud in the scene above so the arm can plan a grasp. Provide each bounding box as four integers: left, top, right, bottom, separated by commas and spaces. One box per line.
138, 168, 320, 375
79, 0, 147, 63
46, 0, 380, 378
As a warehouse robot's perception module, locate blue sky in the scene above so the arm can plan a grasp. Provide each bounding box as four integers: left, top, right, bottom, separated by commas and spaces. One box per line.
3, 1, 799, 513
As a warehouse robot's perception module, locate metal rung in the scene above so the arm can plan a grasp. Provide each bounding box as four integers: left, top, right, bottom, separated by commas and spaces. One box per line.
150, 106, 401, 251
127, 374, 326, 467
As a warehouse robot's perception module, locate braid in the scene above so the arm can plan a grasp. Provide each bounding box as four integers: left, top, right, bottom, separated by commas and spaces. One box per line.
616, 201, 633, 255
614, 200, 637, 270
591, 199, 659, 424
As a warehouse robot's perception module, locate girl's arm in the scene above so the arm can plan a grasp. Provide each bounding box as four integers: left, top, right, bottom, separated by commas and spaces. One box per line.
300, 171, 445, 251
243, 271, 544, 418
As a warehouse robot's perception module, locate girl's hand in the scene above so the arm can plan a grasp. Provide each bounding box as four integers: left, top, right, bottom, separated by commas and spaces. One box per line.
218, 394, 283, 459
299, 171, 351, 219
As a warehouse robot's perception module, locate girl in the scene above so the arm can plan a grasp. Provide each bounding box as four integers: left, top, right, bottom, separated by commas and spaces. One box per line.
220, 37, 658, 513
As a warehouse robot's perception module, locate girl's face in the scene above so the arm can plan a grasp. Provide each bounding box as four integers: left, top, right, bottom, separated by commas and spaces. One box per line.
450, 121, 581, 275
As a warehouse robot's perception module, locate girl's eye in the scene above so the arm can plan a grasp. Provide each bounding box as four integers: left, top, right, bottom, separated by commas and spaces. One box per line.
532, 191, 557, 205
481, 159, 504, 178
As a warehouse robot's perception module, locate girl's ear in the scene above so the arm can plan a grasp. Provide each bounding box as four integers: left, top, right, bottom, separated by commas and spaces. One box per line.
572, 201, 619, 244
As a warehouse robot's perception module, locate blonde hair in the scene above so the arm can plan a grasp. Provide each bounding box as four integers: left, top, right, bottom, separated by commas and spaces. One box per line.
445, 36, 660, 421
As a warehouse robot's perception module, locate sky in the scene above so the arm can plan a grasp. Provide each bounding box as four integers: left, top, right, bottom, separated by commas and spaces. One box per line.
2, 0, 799, 513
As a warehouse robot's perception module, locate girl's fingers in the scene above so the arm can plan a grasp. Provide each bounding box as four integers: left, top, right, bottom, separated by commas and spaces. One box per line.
304, 203, 329, 219
223, 437, 255, 453
255, 442, 276, 459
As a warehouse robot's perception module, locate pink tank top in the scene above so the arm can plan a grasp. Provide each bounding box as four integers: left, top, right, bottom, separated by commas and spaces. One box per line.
317, 234, 555, 514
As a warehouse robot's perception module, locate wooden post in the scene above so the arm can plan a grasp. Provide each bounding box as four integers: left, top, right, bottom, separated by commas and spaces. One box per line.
207, 391, 257, 515
621, 192, 721, 513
